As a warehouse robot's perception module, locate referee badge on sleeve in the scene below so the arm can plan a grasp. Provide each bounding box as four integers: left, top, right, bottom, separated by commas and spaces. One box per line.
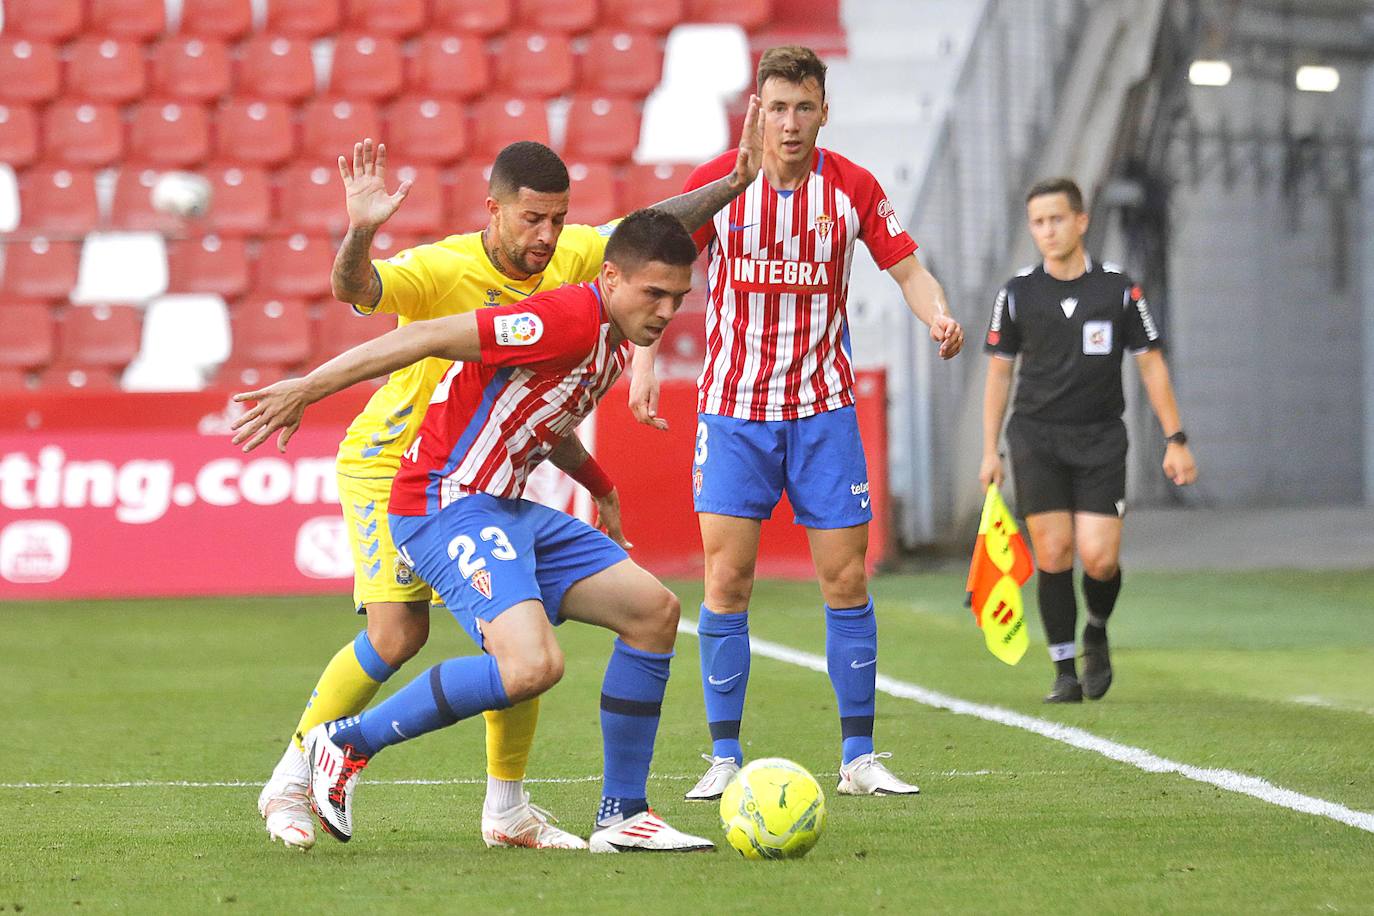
1083, 321, 1112, 355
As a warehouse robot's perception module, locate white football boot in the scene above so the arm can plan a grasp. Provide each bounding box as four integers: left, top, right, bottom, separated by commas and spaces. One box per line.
482, 793, 588, 849
683, 753, 740, 801
304, 722, 371, 842
836, 751, 920, 796
257, 745, 315, 850
589, 809, 715, 853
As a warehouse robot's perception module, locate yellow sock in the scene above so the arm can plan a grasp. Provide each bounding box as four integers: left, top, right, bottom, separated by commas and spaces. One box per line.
291, 633, 394, 751
483, 697, 540, 781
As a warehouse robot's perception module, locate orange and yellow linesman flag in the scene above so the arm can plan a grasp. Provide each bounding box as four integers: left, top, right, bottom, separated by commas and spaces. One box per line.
965, 484, 1034, 665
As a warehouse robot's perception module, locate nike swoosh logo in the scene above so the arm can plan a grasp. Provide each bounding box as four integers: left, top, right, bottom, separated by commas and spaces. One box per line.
860, 497, 870, 508
728, 222, 758, 233
391, 721, 408, 739
850, 658, 877, 669
707, 672, 744, 686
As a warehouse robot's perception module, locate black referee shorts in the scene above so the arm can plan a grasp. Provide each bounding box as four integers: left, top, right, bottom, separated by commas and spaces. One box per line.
1006, 414, 1128, 518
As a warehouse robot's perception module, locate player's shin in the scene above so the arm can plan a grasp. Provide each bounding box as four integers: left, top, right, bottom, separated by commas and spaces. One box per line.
1082, 568, 1122, 644
597, 638, 672, 826
697, 605, 750, 763
291, 631, 395, 751
1037, 570, 1079, 674
825, 599, 878, 764
327, 655, 512, 757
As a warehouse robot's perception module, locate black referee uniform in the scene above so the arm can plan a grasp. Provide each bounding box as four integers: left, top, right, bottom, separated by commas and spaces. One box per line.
985, 255, 1162, 517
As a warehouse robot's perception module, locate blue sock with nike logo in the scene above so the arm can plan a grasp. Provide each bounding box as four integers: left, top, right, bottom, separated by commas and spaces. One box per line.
825, 599, 877, 764
598, 639, 672, 825
327, 655, 511, 758
697, 606, 750, 763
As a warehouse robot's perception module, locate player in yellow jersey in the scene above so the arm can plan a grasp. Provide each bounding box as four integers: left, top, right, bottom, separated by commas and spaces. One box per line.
259, 105, 764, 850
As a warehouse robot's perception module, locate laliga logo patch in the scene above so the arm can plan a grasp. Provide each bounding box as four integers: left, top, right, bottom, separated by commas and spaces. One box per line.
814, 213, 833, 240
877, 198, 903, 238
470, 568, 493, 600
494, 313, 543, 347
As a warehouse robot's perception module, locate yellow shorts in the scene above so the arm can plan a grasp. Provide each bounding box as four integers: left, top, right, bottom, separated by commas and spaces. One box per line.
336, 472, 437, 611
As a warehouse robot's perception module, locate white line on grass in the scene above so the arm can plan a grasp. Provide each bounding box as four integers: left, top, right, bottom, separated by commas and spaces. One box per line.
678, 620, 1374, 835
0, 770, 1033, 791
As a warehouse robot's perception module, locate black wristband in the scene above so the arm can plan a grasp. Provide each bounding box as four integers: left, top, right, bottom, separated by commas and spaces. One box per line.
1165, 430, 1188, 446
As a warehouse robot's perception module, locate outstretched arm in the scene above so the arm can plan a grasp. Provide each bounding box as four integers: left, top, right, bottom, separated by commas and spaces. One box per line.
331, 139, 413, 308
231, 314, 479, 453
1135, 349, 1198, 486
888, 254, 963, 360
646, 95, 762, 234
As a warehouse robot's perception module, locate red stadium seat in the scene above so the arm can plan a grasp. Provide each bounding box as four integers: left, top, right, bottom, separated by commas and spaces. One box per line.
384, 96, 468, 165
167, 234, 251, 297
151, 37, 232, 102
563, 95, 641, 163
18, 167, 99, 234
229, 296, 312, 368
0, 238, 81, 300
111, 167, 171, 230
300, 99, 382, 162
619, 162, 693, 211
0, 302, 56, 376
203, 163, 272, 235
443, 161, 492, 231
52, 304, 143, 376
343, 0, 429, 38
254, 233, 335, 299
495, 32, 573, 98
329, 33, 404, 100
601, 0, 685, 34
432, 0, 512, 35
0, 38, 61, 104
469, 96, 549, 159
88, 0, 167, 40
686, 0, 772, 29
405, 33, 491, 100
128, 101, 211, 168
2, 0, 85, 41
179, 0, 254, 40
265, 0, 342, 38
213, 99, 297, 167
236, 35, 317, 102
514, 0, 596, 34
0, 104, 39, 168
312, 304, 394, 364
579, 30, 664, 97
566, 162, 617, 225
381, 164, 444, 235
65, 38, 148, 103
274, 162, 348, 234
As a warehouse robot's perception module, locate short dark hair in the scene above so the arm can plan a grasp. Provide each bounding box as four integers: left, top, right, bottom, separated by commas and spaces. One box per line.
604, 209, 697, 275
488, 141, 569, 199
757, 45, 827, 97
1026, 177, 1085, 212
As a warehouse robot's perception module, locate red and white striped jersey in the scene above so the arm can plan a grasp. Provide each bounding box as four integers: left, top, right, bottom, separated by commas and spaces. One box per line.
389, 282, 630, 516
685, 147, 917, 420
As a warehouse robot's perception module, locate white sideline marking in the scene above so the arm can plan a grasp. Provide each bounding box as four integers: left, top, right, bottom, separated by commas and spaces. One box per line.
1290, 695, 1374, 718
679, 620, 1374, 835
0, 769, 1027, 791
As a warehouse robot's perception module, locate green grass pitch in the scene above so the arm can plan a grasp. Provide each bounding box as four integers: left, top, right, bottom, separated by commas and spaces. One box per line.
4, 570, 1373, 914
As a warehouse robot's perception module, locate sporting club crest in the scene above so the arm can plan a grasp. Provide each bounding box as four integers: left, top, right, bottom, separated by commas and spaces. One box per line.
813, 213, 833, 241
470, 568, 493, 600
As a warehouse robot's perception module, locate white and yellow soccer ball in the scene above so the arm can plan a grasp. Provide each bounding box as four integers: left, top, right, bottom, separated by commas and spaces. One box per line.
719, 757, 826, 860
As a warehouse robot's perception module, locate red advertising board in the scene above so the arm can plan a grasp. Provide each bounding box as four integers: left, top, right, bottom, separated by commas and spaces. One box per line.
0, 374, 888, 600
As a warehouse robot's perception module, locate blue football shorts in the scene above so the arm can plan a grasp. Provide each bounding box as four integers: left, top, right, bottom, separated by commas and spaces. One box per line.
691, 406, 873, 529
389, 494, 628, 649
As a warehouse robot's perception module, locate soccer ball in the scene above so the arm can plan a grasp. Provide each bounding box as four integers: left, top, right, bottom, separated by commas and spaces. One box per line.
151, 171, 212, 218
718, 757, 826, 860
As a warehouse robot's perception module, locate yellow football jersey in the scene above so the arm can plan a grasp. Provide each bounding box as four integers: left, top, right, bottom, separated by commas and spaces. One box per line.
335, 223, 616, 477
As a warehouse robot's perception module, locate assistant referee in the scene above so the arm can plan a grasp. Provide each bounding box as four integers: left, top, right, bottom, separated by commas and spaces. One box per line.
979, 178, 1198, 703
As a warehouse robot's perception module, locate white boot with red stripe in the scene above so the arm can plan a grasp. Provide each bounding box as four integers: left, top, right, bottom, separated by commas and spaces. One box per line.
304, 721, 371, 842
588, 809, 715, 853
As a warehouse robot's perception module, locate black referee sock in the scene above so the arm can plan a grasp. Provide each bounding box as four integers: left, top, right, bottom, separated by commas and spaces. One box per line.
1082, 568, 1122, 646
1036, 569, 1078, 676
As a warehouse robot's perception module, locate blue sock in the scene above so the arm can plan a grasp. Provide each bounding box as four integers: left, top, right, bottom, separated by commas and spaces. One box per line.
696, 605, 749, 763
825, 599, 877, 764
328, 655, 511, 758
598, 638, 672, 825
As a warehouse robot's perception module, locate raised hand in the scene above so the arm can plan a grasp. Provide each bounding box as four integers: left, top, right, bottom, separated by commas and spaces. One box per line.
230, 379, 313, 453
339, 138, 412, 231
727, 95, 764, 190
